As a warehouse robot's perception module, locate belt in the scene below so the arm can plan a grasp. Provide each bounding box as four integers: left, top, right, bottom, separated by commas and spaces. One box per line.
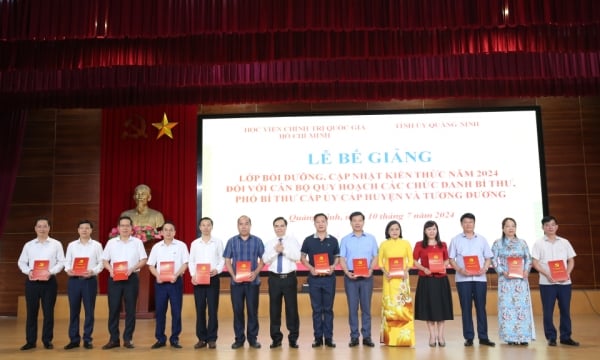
269, 272, 296, 279
70, 276, 96, 280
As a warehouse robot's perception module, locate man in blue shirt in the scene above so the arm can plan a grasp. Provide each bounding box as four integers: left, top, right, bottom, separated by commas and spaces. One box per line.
339, 211, 379, 348
448, 213, 495, 347
223, 215, 265, 349
300, 213, 340, 348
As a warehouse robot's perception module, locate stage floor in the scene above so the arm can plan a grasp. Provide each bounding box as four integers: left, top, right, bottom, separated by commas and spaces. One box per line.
1, 314, 598, 360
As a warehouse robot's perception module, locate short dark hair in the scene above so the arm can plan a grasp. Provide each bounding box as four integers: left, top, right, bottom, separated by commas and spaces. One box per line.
273, 216, 287, 226
541, 215, 558, 225
349, 211, 365, 221
159, 220, 176, 231
77, 219, 94, 228
118, 216, 133, 226
314, 213, 328, 222
34, 217, 51, 227
460, 213, 476, 222
199, 217, 213, 226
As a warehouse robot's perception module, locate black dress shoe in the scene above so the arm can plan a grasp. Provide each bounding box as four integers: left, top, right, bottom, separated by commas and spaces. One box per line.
464, 339, 474, 346
43, 342, 54, 349
519, 342, 529, 346
20, 343, 36, 350
102, 341, 120, 349
249, 342, 261, 349
289, 341, 299, 348
324, 339, 336, 348
231, 342, 244, 349
194, 340, 207, 349
479, 339, 495, 347
208, 341, 216, 349
560, 338, 580, 346
312, 339, 323, 348
123, 341, 134, 349
64, 342, 80, 350
363, 338, 375, 347
348, 338, 359, 347
270, 341, 282, 348
151, 341, 166, 349
171, 342, 182, 349
548, 339, 557, 346
83, 342, 93, 349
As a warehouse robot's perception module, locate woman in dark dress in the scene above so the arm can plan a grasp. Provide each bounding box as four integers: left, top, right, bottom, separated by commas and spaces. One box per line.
413, 220, 454, 347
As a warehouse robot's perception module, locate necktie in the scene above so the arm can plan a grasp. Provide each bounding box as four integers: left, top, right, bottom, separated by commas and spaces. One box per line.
276, 238, 283, 273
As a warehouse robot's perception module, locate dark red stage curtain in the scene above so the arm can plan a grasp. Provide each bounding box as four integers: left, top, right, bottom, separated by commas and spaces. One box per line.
1, 0, 600, 106
100, 104, 197, 294
0, 110, 27, 239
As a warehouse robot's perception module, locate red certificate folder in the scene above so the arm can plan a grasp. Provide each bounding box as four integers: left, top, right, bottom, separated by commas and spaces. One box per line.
428, 251, 445, 273
159, 261, 175, 282
314, 253, 330, 274
112, 261, 129, 281
235, 260, 252, 282
352, 258, 369, 276
72, 257, 89, 276
195, 263, 211, 285
31, 260, 50, 280
388, 257, 405, 278
506, 256, 524, 278
463, 255, 481, 275
548, 259, 569, 282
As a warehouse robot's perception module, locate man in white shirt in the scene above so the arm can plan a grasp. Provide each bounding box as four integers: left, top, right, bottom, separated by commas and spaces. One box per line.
188, 217, 224, 349
101, 216, 148, 350
532, 215, 579, 347
17, 217, 65, 350
63, 220, 104, 350
263, 217, 301, 349
147, 221, 189, 349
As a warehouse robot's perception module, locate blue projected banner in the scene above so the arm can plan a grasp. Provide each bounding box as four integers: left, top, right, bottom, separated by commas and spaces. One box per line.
200, 108, 546, 248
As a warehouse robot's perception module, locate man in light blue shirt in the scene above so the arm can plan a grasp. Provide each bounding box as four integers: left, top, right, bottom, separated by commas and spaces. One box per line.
339, 211, 379, 348
448, 213, 495, 347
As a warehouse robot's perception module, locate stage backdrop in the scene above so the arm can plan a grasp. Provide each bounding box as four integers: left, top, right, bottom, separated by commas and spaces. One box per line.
100, 105, 198, 296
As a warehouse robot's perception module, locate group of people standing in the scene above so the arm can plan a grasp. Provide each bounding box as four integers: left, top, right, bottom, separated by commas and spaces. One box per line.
17, 210, 579, 351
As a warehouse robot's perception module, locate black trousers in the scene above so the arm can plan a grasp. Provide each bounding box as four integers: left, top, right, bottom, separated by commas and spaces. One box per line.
193, 275, 220, 342
25, 276, 57, 345
268, 272, 299, 343
107, 273, 139, 342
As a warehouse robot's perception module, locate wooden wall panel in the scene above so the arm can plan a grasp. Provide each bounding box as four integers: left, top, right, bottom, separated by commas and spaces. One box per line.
542, 129, 585, 165
545, 165, 587, 194
582, 119, 600, 165
53, 175, 100, 204
4, 204, 53, 233
255, 102, 313, 113
55, 109, 102, 146
588, 196, 600, 226
556, 225, 593, 254
17, 148, 55, 176
21, 115, 56, 149
0, 234, 32, 260
55, 145, 101, 175
479, 98, 537, 108
10, 176, 54, 204
51, 204, 99, 233
365, 99, 424, 111
572, 254, 595, 287
547, 195, 589, 225
587, 165, 600, 194
423, 98, 483, 109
